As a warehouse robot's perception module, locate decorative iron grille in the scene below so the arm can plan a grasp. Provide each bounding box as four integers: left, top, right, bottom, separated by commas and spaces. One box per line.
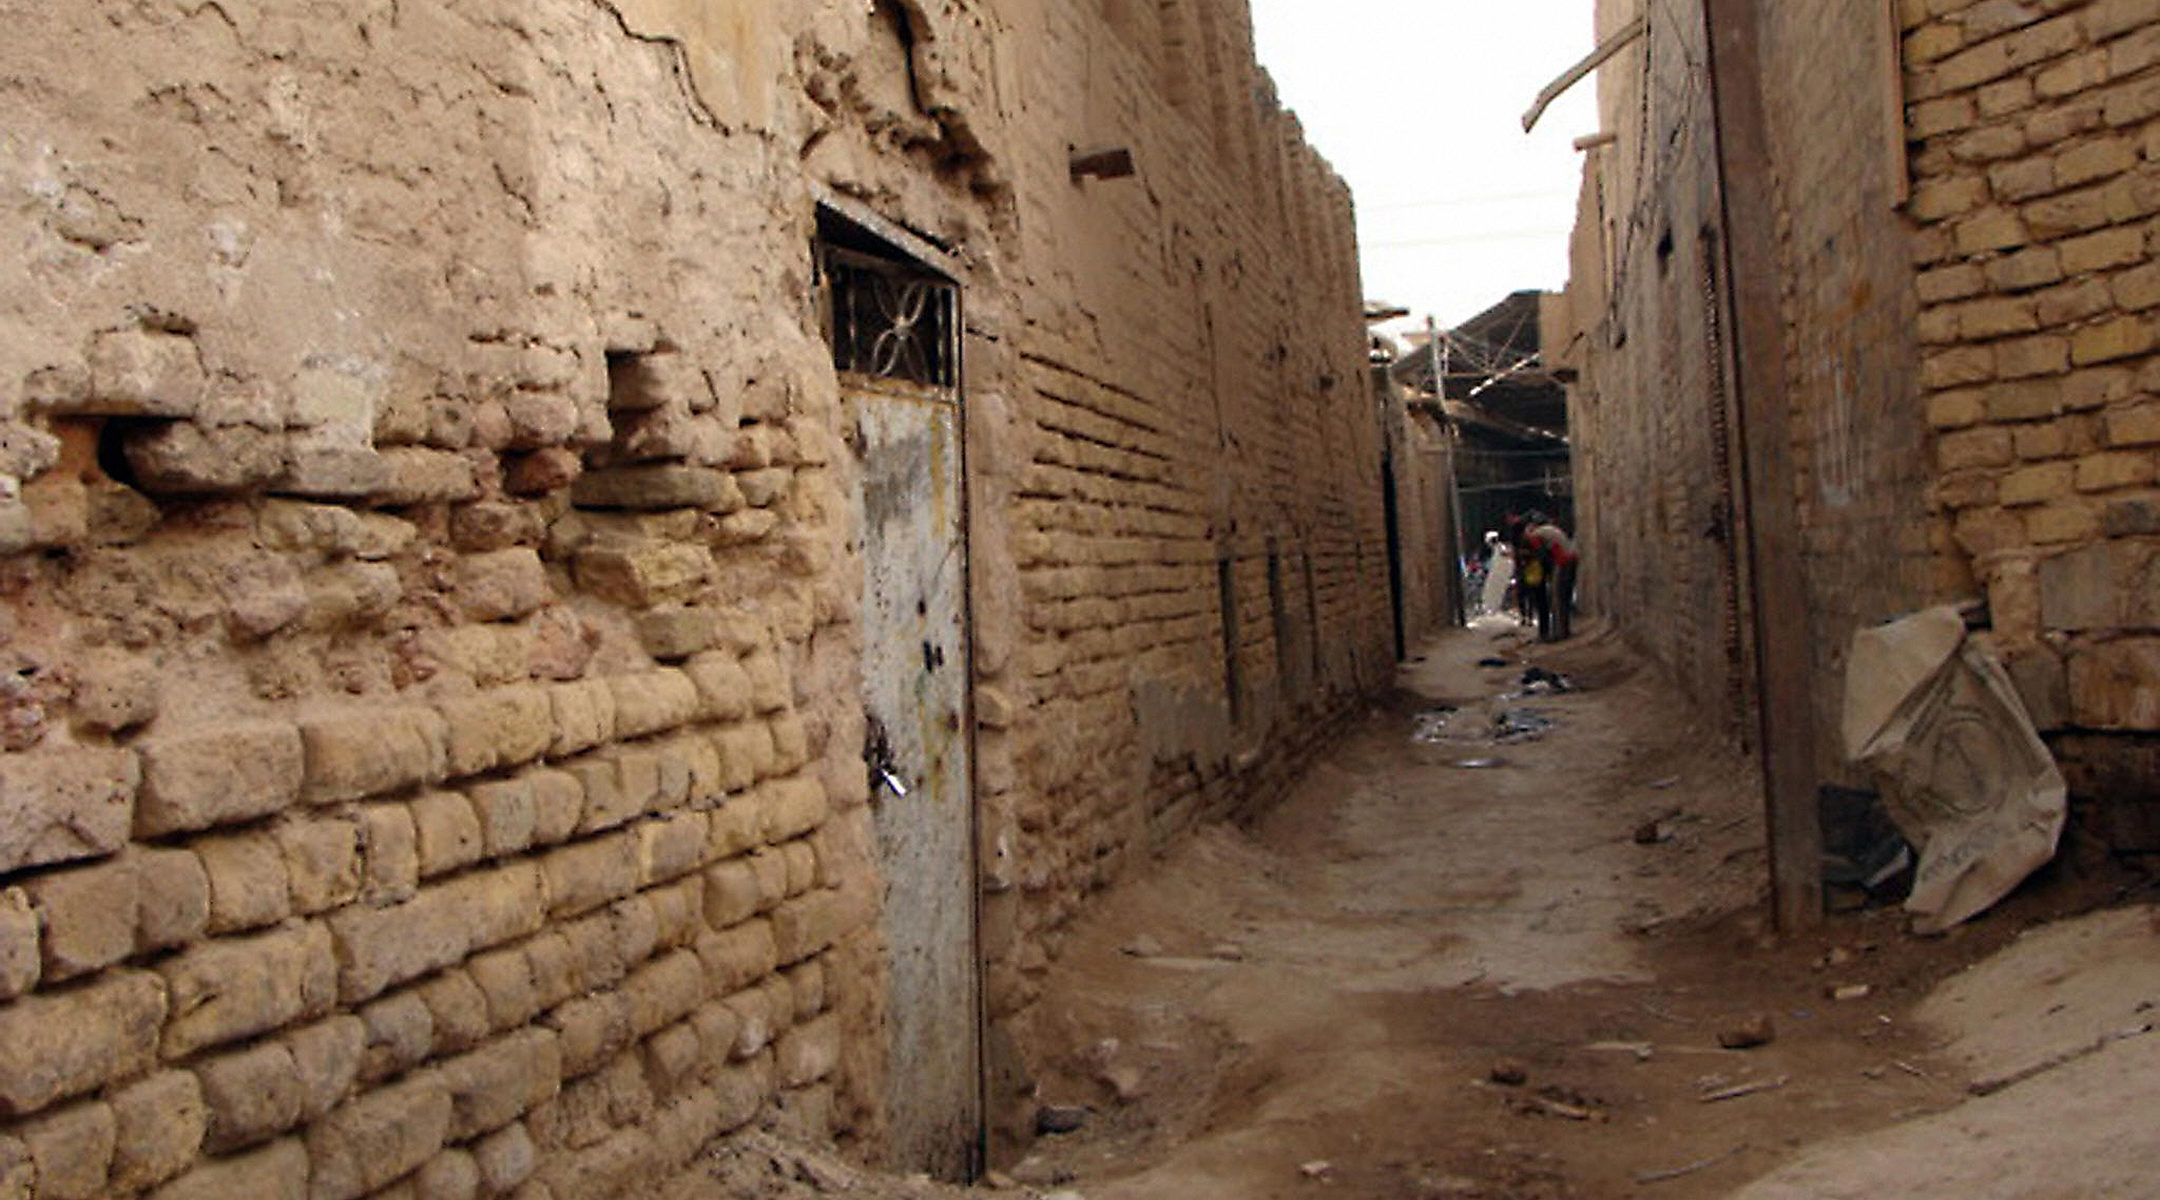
820, 246, 959, 393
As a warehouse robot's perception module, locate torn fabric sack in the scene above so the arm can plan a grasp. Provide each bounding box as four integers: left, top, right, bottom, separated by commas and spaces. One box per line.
1841, 607, 2066, 933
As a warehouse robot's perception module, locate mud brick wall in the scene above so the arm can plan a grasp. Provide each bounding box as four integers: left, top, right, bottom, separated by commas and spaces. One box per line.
1758, 0, 1963, 783
1566, 0, 1957, 759
1900, 0, 2160, 830
0, 4, 893, 1196
1564, 0, 2157, 823
1385, 408, 1456, 648
1559, 0, 1763, 737
0, 0, 1387, 1193
973, 0, 1385, 1035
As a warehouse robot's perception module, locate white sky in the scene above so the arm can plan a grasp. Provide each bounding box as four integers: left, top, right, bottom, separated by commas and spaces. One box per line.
1247, 0, 1602, 332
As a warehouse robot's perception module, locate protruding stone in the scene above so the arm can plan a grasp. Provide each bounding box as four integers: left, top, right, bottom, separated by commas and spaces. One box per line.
1717, 1014, 1777, 1049
138, 722, 304, 837
221, 553, 308, 639
71, 649, 160, 734
285, 1016, 366, 1121
142, 1137, 306, 1200
305, 1077, 454, 1200
606, 351, 709, 412
123, 423, 287, 495
572, 465, 740, 512
378, 447, 482, 505
504, 447, 583, 496
132, 848, 211, 951
24, 856, 141, 980
472, 1123, 536, 1194
275, 449, 389, 499
158, 924, 336, 1058
19, 1096, 117, 1199
196, 1041, 304, 1153
0, 889, 38, 999
196, 831, 293, 935
76, 329, 206, 418
0, 970, 166, 1117
0, 745, 137, 873
574, 542, 713, 608
637, 606, 723, 660
108, 1071, 205, 1191
300, 707, 448, 804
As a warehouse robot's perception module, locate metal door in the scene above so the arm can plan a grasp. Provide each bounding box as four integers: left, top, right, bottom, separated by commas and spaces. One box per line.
856, 381, 978, 1180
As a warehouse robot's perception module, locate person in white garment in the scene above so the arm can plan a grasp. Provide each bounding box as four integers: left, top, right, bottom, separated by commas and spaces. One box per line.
1480, 531, 1514, 617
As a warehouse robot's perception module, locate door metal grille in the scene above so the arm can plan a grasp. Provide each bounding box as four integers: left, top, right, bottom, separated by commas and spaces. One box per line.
820, 246, 960, 395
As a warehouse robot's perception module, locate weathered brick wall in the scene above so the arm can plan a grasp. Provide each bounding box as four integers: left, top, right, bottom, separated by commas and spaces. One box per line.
1567, 0, 1949, 756
1564, 0, 2156, 820
1760, 0, 1962, 782
978, 0, 1388, 1030
0, 5, 889, 1196
1388, 409, 1456, 646
0, 0, 1386, 1194
1899, 0, 2160, 826
1559, 0, 1759, 735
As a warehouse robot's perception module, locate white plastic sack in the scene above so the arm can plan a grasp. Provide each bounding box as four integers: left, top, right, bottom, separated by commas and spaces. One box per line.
1842, 607, 2066, 934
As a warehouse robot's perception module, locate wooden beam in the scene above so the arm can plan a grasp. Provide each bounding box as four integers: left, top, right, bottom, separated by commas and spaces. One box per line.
1523, 15, 1647, 133
1879, 0, 1912, 208
1701, 0, 1824, 931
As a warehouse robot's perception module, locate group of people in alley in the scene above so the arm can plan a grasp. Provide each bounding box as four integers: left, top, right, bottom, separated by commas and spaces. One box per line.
1472, 512, 1578, 641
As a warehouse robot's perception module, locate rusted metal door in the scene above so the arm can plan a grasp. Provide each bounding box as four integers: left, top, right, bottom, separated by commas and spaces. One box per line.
818, 205, 980, 1176
856, 381, 978, 1179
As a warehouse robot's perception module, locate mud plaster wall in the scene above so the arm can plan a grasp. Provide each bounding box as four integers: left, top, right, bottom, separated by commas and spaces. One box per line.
0, 0, 1381, 1196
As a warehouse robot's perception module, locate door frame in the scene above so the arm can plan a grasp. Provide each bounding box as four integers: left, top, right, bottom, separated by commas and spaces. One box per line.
815, 189, 986, 1179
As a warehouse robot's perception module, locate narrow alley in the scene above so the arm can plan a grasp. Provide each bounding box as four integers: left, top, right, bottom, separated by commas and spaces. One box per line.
3, 2, 2157, 1199
662, 618, 2157, 1200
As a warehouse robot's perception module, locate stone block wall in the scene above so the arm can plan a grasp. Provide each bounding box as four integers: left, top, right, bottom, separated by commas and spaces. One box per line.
0, 0, 1386, 1193
1899, 0, 2160, 816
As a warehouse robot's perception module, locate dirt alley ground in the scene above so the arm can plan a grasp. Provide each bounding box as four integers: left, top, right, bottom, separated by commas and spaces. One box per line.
661, 617, 2158, 1200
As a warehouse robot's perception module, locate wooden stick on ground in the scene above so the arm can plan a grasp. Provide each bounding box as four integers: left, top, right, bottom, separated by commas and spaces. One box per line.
1699, 1074, 1789, 1103
1634, 1145, 1747, 1185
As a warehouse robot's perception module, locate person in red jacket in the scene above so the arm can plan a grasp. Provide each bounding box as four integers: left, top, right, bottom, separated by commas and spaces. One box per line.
1501, 514, 1545, 633
1518, 514, 1579, 641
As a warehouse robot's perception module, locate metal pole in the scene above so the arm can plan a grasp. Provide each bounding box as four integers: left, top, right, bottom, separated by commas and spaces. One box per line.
1702, 0, 1823, 931
1430, 318, 1469, 624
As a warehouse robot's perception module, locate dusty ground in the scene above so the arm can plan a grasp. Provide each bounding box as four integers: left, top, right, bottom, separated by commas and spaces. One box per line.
658, 618, 2157, 1200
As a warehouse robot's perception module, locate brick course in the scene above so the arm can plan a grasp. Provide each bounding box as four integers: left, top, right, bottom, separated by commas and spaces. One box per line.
1566, 0, 2157, 824
1901, 0, 2160, 772
0, 0, 1385, 1192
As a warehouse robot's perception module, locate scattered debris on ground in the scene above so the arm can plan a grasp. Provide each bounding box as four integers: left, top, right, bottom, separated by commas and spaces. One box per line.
654, 619, 2158, 1200
1491, 707, 1555, 742
1520, 666, 1572, 694
661, 1129, 1043, 1200
993, 618, 2157, 1200
1716, 1014, 1778, 1050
